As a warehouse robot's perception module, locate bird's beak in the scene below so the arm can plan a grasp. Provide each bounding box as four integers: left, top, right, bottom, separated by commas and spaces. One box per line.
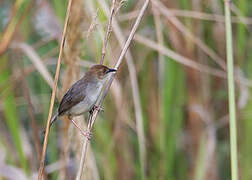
107, 68, 117, 73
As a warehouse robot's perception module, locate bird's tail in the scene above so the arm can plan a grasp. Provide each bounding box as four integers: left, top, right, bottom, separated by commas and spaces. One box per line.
42, 112, 58, 134
49, 112, 59, 128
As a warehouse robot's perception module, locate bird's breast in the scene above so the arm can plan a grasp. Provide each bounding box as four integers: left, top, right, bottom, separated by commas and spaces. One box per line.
69, 82, 103, 116
85, 81, 103, 102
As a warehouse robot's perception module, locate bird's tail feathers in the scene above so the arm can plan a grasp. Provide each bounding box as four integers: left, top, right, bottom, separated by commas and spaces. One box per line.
42, 112, 59, 135
49, 112, 59, 128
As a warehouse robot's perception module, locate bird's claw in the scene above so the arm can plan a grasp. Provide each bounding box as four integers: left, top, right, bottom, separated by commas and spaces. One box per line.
89, 105, 104, 114
81, 130, 92, 140
94, 105, 104, 112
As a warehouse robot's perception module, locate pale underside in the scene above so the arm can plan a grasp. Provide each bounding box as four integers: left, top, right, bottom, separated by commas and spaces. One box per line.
66, 81, 103, 116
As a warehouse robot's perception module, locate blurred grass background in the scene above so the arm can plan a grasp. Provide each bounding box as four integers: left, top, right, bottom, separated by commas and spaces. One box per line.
0, 0, 252, 179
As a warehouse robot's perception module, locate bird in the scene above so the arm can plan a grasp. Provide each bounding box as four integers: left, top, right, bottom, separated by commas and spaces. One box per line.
45, 64, 117, 138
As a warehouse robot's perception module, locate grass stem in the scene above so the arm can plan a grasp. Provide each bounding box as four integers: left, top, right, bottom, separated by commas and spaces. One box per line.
76, 0, 149, 178
225, 1, 238, 180
38, 0, 73, 179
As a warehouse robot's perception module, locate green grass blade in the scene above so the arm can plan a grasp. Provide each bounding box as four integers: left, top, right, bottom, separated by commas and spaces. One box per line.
225, 1, 238, 180
0, 56, 29, 173
162, 56, 186, 179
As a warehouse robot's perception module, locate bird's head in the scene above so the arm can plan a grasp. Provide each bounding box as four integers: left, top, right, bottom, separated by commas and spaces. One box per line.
86, 64, 117, 82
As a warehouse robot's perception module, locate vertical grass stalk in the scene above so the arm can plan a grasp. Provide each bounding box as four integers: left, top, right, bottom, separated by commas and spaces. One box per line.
38, 0, 73, 179
225, 1, 238, 180
76, 0, 150, 178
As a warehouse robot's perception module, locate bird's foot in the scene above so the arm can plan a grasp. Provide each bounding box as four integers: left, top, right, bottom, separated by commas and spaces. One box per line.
89, 105, 104, 114
95, 105, 104, 112
70, 118, 92, 140
81, 130, 92, 140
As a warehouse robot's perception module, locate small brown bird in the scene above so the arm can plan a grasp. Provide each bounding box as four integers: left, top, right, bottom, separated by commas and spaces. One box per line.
47, 64, 116, 138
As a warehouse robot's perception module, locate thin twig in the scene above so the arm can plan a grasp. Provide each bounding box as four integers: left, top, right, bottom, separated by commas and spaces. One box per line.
76, 1, 118, 179
76, 0, 150, 179
59, 0, 84, 178
133, 33, 252, 87
20, 65, 42, 166
111, 79, 136, 131
152, 0, 226, 70
134, 34, 226, 78
100, 0, 117, 64
12, 43, 54, 88
230, 3, 250, 28
85, 9, 99, 39
38, 0, 73, 179
118, 9, 252, 25
97, 0, 146, 177
6, 57, 93, 94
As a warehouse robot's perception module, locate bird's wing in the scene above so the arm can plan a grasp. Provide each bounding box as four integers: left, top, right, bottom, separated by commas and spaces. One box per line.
58, 79, 86, 115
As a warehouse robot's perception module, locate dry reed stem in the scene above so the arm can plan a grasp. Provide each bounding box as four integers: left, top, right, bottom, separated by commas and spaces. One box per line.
8, 58, 93, 92
100, 0, 117, 64
97, 0, 146, 177
134, 34, 252, 87
32, 36, 56, 49
134, 34, 226, 78
85, 10, 99, 39
152, 4, 166, 176
111, 79, 136, 131
0, 0, 33, 55
76, 0, 119, 178
12, 43, 54, 88
152, 6, 164, 101
76, 0, 150, 179
152, 5, 164, 92
40, 46, 59, 60
78, 3, 135, 176
20, 65, 42, 165
38, 0, 73, 179
230, 4, 250, 28
152, 0, 226, 70
118, 9, 252, 25
8, 41, 252, 97
60, 0, 84, 178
